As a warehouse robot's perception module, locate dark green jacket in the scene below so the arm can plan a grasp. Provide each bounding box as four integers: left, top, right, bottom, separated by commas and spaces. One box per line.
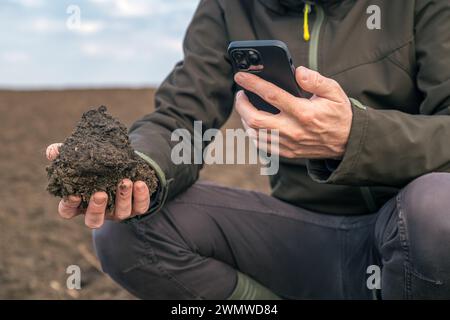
129, 0, 450, 215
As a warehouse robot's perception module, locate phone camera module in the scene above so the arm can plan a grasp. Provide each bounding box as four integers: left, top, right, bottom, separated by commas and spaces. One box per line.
248, 51, 260, 65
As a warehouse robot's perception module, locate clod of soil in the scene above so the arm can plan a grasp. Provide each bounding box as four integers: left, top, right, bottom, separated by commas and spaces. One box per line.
46, 106, 158, 211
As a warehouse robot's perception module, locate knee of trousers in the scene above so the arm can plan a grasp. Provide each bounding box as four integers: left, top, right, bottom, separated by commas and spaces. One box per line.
398, 172, 450, 280
92, 212, 216, 299
92, 219, 177, 299
92, 210, 200, 283
93, 220, 150, 279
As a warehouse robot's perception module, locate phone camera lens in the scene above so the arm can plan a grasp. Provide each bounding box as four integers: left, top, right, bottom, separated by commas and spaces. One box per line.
248, 54, 259, 65
248, 52, 260, 65
238, 61, 249, 70
233, 51, 244, 61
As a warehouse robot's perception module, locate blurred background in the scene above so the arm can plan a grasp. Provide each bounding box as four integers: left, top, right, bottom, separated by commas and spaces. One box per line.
0, 0, 268, 299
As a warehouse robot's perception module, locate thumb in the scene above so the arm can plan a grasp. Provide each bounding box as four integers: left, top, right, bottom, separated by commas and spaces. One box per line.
296, 66, 346, 103
46, 143, 63, 161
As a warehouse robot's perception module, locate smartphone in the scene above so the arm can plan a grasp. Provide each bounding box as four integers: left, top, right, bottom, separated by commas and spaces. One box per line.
228, 40, 301, 114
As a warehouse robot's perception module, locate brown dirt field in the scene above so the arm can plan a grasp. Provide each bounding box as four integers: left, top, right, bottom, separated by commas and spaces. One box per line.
0, 88, 270, 299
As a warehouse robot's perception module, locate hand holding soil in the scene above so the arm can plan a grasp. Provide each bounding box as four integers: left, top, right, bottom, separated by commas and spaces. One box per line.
46, 106, 158, 228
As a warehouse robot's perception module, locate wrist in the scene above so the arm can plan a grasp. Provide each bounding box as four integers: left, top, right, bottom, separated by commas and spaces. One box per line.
132, 150, 170, 217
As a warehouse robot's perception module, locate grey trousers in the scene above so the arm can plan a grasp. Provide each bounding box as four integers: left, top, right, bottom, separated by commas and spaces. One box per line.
93, 173, 450, 299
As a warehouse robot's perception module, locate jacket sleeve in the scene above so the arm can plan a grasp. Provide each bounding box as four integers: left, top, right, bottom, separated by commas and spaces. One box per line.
307, 0, 450, 187
129, 0, 234, 213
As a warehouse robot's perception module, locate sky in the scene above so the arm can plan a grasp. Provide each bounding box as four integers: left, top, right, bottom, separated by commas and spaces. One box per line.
0, 0, 199, 89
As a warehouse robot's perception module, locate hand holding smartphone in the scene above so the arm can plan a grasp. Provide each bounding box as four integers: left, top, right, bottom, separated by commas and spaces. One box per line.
228, 40, 302, 114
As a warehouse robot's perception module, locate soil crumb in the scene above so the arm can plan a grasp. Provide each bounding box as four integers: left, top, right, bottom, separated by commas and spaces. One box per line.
46, 106, 158, 211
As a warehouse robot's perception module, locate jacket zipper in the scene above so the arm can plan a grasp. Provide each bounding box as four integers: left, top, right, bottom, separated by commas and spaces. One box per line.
303, 3, 377, 213
303, 3, 325, 71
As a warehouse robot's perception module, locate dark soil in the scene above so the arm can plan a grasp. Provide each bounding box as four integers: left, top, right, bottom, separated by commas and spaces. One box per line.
46, 106, 158, 211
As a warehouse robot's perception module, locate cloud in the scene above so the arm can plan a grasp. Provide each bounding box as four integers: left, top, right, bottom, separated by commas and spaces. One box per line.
80, 43, 102, 56
80, 42, 136, 60
72, 21, 104, 34
2, 51, 30, 63
113, 0, 152, 17
153, 35, 183, 52
31, 18, 62, 33
15, 0, 45, 8
88, 0, 197, 18
29, 17, 104, 35
88, 0, 152, 17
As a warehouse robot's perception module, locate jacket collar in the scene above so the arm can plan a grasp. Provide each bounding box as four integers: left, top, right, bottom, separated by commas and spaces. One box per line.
258, 0, 355, 19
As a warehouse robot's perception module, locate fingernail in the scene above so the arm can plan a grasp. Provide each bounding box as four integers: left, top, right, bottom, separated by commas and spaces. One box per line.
93, 193, 106, 205
119, 180, 130, 190
300, 66, 309, 81
119, 181, 131, 196
136, 182, 146, 192
67, 195, 79, 204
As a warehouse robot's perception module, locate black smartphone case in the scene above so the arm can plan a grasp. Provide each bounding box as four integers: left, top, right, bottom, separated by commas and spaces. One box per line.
228, 40, 302, 114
